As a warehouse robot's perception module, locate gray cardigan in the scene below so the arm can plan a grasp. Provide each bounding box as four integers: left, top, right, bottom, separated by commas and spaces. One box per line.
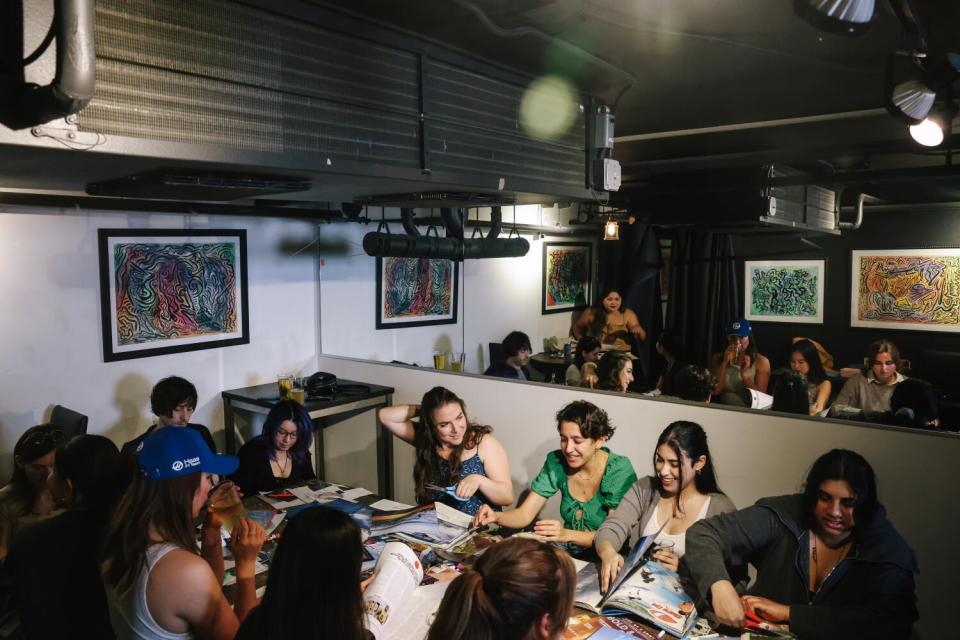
595, 476, 737, 553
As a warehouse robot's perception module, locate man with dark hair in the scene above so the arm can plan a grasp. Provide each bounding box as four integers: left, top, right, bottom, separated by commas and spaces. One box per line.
685, 449, 918, 639
120, 376, 216, 481
484, 330, 532, 380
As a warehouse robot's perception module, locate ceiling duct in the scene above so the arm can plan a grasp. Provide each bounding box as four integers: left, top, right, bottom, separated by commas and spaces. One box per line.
362, 205, 528, 260
357, 192, 518, 208
86, 170, 311, 201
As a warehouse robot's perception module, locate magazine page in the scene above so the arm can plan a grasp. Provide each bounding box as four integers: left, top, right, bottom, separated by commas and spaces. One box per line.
603, 560, 697, 637
370, 503, 462, 548
374, 580, 450, 640
363, 541, 425, 637
575, 521, 667, 612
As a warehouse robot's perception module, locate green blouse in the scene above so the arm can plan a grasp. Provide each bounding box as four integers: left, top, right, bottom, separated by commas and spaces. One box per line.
529, 448, 637, 533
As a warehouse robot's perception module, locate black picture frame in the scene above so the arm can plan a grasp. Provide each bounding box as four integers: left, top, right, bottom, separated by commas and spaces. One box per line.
375, 256, 460, 329
542, 241, 592, 315
98, 229, 249, 362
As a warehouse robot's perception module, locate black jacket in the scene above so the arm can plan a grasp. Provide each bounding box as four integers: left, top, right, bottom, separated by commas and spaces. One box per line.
685, 494, 918, 640
230, 436, 315, 495
482, 362, 531, 380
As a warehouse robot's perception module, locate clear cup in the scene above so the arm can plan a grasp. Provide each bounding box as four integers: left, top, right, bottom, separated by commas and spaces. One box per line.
450, 352, 465, 372
209, 482, 245, 533
277, 374, 294, 399
433, 351, 447, 370
290, 377, 305, 404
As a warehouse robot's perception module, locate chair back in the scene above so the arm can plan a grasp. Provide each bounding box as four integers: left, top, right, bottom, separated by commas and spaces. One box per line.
488, 342, 504, 367
50, 405, 89, 440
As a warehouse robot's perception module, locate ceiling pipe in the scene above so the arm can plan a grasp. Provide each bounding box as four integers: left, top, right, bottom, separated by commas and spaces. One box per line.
400, 208, 420, 236
838, 192, 882, 229
20, 0, 96, 125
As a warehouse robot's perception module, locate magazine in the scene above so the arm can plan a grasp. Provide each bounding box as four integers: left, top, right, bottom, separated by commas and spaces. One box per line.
575, 524, 697, 638
369, 503, 473, 550
362, 541, 425, 639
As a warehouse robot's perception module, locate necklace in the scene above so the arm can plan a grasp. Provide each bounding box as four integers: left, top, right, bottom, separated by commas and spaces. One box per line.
275, 452, 290, 476
810, 533, 851, 591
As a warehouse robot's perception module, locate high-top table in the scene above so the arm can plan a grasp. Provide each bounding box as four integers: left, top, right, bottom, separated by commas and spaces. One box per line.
221, 380, 395, 498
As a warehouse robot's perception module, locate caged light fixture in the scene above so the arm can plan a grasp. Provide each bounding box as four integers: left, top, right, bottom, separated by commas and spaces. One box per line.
795, 0, 876, 36
603, 217, 620, 241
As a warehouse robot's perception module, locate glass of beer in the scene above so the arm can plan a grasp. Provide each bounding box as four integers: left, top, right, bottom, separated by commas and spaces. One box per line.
450, 352, 464, 372
209, 482, 246, 534
291, 377, 306, 404
433, 351, 447, 370
278, 374, 294, 399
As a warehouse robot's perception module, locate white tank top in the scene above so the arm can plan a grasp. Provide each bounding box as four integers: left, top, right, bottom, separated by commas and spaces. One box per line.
106, 542, 195, 640
642, 496, 712, 558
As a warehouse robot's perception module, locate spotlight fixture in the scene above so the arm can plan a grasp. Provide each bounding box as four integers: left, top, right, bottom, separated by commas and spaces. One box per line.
603, 218, 620, 241
909, 102, 958, 147
888, 79, 937, 123
795, 0, 875, 36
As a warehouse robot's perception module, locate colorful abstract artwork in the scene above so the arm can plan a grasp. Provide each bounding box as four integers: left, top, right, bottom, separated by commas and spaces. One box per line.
744, 260, 825, 324
376, 257, 459, 329
98, 229, 248, 361
542, 242, 592, 314
851, 249, 960, 333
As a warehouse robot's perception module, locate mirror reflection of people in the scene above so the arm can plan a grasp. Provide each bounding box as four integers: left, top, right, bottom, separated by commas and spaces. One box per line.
655, 330, 687, 395
771, 371, 811, 416
427, 537, 575, 640
484, 331, 532, 380
673, 365, 715, 403
685, 449, 918, 638
595, 421, 736, 592
102, 427, 267, 640
711, 318, 771, 405
787, 339, 832, 415
378, 387, 513, 516
566, 336, 601, 386
236, 507, 369, 640
570, 287, 646, 352
889, 378, 941, 429
595, 351, 634, 393
0, 424, 64, 555
231, 400, 316, 495
473, 401, 637, 555
833, 340, 905, 416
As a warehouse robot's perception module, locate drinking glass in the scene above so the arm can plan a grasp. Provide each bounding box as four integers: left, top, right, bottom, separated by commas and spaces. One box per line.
433, 351, 447, 370
277, 374, 294, 399
290, 377, 305, 404
450, 352, 465, 372
209, 483, 246, 533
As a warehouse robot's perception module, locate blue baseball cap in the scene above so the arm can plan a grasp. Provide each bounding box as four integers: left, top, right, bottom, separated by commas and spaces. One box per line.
726, 317, 752, 337
137, 426, 238, 480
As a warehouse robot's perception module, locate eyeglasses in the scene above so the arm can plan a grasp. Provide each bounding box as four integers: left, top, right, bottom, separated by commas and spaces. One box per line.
276, 430, 298, 441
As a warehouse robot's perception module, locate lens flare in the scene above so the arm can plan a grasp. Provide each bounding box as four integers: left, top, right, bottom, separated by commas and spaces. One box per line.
520, 75, 578, 141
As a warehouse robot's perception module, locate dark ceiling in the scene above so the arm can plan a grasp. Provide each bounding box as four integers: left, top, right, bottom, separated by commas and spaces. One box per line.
314, 0, 960, 205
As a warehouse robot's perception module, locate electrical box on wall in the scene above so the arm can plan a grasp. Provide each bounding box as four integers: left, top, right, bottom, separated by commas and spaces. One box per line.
602, 158, 621, 191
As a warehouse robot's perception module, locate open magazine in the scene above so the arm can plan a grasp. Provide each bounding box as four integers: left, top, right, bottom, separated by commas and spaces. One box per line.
574, 524, 698, 638
363, 541, 451, 640
369, 503, 476, 551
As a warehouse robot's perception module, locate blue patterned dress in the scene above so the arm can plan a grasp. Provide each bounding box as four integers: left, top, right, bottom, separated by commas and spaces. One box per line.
430, 453, 502, 516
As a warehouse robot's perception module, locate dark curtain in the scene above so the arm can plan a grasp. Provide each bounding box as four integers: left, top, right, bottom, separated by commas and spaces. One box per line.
665, 231, 738, 368
596, 220, 664, 388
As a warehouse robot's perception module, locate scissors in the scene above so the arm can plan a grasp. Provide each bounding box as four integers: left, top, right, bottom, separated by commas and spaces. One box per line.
425, 483, 469, 502
743, 610, 790, 635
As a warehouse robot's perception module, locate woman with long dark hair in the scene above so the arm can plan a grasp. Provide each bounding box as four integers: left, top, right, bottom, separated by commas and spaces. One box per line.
686, 449, 917, 638
427, 537, 575, 640
711, 317, 771, 405
787, 339, 832, 414
231, 399, 315, 494
570, 287, 647, 352
236, 507, 368, 640
595, 421, 736, 591
0, 424, 63, 554
595, 351, 634, 393
101, 427, 266, 640
379, 387, 513, 516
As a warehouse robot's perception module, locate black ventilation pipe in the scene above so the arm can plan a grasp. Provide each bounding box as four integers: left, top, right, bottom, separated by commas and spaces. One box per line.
21, 0, 96, 124
363, 205, 528, 260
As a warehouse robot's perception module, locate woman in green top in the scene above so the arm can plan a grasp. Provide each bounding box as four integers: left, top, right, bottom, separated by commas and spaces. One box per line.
473, 400, 637, 552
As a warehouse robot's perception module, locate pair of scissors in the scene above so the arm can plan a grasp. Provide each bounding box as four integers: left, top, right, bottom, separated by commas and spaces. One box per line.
425, 482, 469, 502
743, 610, 789, 635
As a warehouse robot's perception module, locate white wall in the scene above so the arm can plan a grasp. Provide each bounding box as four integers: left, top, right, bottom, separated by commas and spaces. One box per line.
318, 206, 589, 372
0, 206, 321, 476
317, 354, 959, 639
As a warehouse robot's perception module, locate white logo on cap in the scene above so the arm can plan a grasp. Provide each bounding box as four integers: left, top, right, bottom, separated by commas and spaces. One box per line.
732, 322, 741, 330
172, 460, 184, 471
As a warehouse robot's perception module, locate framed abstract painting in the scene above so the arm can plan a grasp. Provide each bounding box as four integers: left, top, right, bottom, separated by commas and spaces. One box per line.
542, 241, 592, 314
850, 249, 960, 333
376, 256, 459, 329
98, 229, 249, 362
744, 259, 825, 324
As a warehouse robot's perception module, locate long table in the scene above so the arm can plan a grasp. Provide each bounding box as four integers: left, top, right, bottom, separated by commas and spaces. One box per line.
221, 380, 395, 497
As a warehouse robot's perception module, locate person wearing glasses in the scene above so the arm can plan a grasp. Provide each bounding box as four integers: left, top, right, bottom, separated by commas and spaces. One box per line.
832, 340, 906, 416
231, 400, 316, 495
0, 424, 63, 557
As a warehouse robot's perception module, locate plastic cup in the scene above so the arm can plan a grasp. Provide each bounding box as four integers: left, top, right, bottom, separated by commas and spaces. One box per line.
450, 352, 464, 372
278, 374, 294, 399
433, 352, 447, 370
